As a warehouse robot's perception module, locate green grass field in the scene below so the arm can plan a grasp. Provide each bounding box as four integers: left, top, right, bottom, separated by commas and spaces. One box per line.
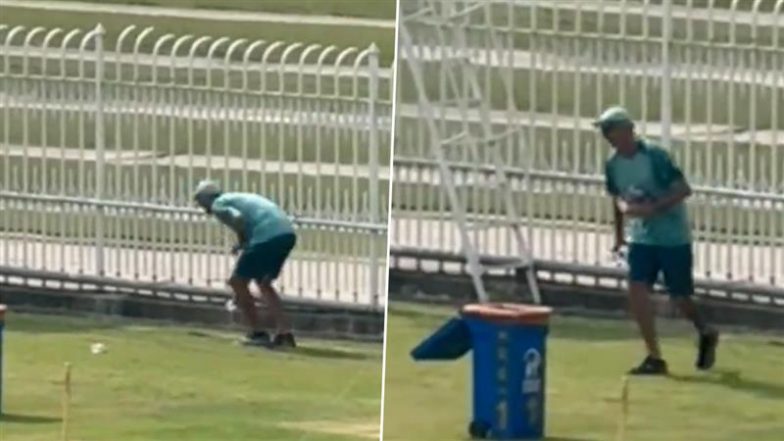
35, 0, 397, 21
0, 0, 396, 66
382, 302, 784, 441
0, 312, 382, 441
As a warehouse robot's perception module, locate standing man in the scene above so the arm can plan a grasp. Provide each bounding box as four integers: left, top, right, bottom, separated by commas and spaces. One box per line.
596, 106, 719, 375
194, 180, 297, 348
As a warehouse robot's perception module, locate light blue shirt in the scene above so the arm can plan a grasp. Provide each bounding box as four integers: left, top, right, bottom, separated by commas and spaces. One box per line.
210, 193, 294, 246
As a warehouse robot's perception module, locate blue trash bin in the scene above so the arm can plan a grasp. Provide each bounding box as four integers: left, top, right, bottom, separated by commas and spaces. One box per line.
412, 303, 552, 440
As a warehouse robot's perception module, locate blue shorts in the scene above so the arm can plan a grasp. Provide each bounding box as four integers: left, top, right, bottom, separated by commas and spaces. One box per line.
233, 233, 297, 282
627, 243, 694, 297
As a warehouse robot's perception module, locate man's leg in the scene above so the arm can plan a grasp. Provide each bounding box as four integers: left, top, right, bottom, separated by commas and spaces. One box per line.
228, 276, 262, 332
257, 279, 296, 348
672, 297, 709, 333
629, 281, 662, 359
256, 280, 290, 333
230, 248, 271, 346
662, 245, 719, 370
627, 244, 668, 375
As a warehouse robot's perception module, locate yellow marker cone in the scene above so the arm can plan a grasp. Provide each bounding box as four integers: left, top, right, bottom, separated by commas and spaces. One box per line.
616, 375, 630, 441
62, 363, 72, 441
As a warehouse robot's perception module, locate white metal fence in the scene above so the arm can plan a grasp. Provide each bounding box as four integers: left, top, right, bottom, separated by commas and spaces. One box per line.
0, 23, 391, 310
392, 0, 784, 306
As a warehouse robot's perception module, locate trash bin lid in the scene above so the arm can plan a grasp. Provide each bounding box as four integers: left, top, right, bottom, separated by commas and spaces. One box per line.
411, 317, 473, 361
461, 303, 552, 326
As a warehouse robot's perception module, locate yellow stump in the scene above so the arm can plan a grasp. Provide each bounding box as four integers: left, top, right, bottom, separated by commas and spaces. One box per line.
62, 363, 72, 441
616, 375, 630, 441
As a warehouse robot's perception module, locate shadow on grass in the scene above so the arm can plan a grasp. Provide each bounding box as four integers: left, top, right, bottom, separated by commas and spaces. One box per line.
544, 437, 600, 441
6, 311, 124, 335
390, 301, 708, 343
390, 302, 645, 342
185, 330, 379, 361
461, 437, 596, 441
295, 345, 380, 362
669, 369, 784, 400
0, 413, 60, 424
390, 303, 456, 323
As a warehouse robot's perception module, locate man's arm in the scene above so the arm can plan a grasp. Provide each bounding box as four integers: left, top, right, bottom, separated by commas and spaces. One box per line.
604, 161, 625, 250
624, 147, 692, 218
651, 179, 692, 213
211, 203, 248, 250
648, 146, 691, 214
612, 198, 625, 250
623, 178, 692, 219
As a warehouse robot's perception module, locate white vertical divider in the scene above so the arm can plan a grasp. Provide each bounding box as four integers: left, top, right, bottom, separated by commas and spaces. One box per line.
299, 44, 319, 213
76, 31, 92, 273
41, 30, 62, 277
316, 46, 336, 219
242, 41, 264, 191
367, 43, 381, 308
704, 1, 716, 277
0, 24, 8, 274
661, 0, 673, 151
114, 27, 132, 277
206, 37, 230, 181
334, 48, 356, 218
21, 28, 40, 269
350, 50, 364, 218
224, 39, 246, 190
281, 43, 301, 204
3, 27, 25, 267
684, 0, 695, 180
260, 42, 283, 197
93, 24, 106, 277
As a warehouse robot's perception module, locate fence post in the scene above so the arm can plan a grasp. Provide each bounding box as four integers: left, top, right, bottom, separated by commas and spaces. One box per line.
661, 0, 673, 149
367, 43, 381, 310
94, 23, 106, 276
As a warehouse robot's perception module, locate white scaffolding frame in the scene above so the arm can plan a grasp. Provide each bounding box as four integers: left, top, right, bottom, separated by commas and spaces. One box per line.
399, 0, 540, 304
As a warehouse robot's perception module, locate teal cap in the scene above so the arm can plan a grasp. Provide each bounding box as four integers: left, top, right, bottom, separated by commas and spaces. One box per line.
593, 106, 635, 129
193, 180, 221, 208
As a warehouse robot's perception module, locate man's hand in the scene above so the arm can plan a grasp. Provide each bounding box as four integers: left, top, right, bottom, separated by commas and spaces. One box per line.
611, 239, 627, 254
617, 199, 657, 219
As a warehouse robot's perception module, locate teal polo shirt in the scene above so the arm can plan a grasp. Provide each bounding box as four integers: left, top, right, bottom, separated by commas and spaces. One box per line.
210, 193, 294, 246
604, 139, 692, 246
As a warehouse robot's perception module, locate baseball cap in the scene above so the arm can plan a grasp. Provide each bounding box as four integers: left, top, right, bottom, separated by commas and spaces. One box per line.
593, 106, 635, 129
193, 180, 221, 207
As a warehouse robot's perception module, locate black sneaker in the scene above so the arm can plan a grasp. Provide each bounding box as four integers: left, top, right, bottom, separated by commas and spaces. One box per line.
241, 330, 272, 347
628, 356, 669, 376
696, 330, 719, 370
273, 332, 297, 349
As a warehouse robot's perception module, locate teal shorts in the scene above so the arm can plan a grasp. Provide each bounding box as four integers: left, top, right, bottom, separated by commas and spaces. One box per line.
233, 233, 297, 282
628, 243, 694, 297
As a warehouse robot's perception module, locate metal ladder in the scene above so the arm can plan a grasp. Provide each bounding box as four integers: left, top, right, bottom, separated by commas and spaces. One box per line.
399, 1, 541, 304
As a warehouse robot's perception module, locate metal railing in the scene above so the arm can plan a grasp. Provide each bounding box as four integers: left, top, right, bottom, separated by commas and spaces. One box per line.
392, 0, 784, 306
0, 23, 390, 310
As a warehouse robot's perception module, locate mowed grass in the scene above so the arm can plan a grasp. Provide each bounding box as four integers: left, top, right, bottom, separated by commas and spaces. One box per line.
0, 312, 382, 441
383, 302, 784, 441
33, 0, 397, 21
0, 0, 396, 66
